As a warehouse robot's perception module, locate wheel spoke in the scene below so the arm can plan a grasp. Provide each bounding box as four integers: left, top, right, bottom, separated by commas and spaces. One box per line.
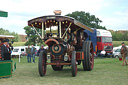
90, 61, 92, 65
90, 53, 92, 58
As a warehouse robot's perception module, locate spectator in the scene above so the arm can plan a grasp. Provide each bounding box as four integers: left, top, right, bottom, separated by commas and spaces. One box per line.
9, 43, 13, 53
100, 50, 106, 58
120, 42, 128, 66
1, 39, 11, 60
31, 45, 36, 63
37, 45, 46, 56
26, 45, 31, 63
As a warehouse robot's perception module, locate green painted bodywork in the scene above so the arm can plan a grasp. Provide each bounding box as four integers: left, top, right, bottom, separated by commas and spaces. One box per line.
0, 60, 12, 78
0, 11, 8, 17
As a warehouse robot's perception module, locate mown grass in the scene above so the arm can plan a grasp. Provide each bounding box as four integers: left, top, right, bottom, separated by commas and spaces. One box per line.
12, 41, 128, 47
0, 57, 128, 85
12, 42, 26, 46
113, 41, 128, 47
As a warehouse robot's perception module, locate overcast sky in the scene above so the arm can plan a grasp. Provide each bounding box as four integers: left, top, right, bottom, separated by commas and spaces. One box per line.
0, 0, 128, 34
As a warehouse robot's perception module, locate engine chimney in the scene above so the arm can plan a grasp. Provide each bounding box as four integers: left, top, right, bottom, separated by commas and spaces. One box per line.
54, 10, 62, 15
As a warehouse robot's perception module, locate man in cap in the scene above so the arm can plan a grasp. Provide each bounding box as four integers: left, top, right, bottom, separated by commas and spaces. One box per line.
1, 39, 11, 60
120, 42, 128, 66
37, 45, 46, 56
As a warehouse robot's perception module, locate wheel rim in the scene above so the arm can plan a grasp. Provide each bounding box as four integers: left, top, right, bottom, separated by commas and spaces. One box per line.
42, 55, 46, 74
75, 61, 77, 75
90, 44, 94, 69
71, 51, 77, 77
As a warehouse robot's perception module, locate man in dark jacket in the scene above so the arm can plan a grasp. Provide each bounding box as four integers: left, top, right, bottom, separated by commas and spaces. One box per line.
37, 45, 46, 56
1, 39, 11, 60
26, 45, 31, 63
120, 42, 128, 66
31, 45, 36, 63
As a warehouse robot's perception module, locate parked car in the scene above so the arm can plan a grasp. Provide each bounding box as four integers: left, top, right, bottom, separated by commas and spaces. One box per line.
113, 48, 121, 58
113, 46, 121, 52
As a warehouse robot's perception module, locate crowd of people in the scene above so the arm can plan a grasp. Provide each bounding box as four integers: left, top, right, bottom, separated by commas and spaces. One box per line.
25, 45, 45, 63
0, 38, 46, 63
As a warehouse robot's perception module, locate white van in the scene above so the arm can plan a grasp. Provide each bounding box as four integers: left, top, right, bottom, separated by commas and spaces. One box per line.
11, 46, 27, 58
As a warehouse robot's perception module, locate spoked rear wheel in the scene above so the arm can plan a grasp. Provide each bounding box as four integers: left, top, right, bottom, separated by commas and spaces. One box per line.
71, 51, 77, 77
38, 51, 47, 77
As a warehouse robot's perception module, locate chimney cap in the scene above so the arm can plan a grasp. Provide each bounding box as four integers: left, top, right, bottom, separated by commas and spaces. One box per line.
54, 10, 62, 15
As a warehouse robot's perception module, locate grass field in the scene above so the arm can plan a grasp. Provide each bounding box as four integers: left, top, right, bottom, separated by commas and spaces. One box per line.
0, 57, 128, 85
12, 41, 128, 47
113, 41, 128, 47
12, 42, 26, 46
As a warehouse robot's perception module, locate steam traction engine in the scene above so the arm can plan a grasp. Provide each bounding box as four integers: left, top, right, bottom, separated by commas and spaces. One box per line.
28, 14, 97, 77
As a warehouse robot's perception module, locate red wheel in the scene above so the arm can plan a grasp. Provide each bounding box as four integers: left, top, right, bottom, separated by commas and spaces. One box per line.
82, 41, 94, 71
38, 51, 47, 76
71, 51, 77, 77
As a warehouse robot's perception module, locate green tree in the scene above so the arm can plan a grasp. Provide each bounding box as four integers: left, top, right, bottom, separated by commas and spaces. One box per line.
23, 26, 43, 46
0, 28, 19, 42
111, 30, 128, 41
123, 32, 128, 41
65, 11, 106, 30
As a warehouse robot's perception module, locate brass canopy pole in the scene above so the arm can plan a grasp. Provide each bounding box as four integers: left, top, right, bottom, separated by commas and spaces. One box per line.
62, 23, 72, 39
32, 25, 42, 39
42, 22, 44, 39
59, 22, 61, 38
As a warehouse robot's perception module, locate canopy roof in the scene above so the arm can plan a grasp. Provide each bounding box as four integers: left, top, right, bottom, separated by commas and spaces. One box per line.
28, 15, 94, 33
0, 10, 8, 17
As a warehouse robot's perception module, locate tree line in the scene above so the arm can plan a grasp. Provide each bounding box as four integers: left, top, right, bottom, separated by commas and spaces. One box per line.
110, 30, 128, 41
0, 28, 19, 42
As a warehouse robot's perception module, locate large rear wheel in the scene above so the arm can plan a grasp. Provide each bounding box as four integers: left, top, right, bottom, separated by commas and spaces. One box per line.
38, 51, 47, 77
82, 41, 94, 71
71, 51, 77, 77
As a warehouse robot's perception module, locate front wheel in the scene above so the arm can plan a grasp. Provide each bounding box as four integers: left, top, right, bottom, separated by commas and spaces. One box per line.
115, 55, 119, 58
71, 51, 77, 77
38, 51, 47, 77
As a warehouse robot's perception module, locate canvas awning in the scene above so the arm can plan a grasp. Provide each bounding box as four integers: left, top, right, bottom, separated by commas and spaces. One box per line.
0, 10, 8, 17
